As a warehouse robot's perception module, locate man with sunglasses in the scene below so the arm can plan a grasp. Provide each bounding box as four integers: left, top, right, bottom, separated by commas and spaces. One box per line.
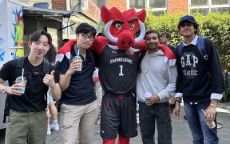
55, 23, 99, 144
173, 15, 224, 144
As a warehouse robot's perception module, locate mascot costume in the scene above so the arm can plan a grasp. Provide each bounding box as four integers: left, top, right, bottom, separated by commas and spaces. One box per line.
57, 6, 175, 144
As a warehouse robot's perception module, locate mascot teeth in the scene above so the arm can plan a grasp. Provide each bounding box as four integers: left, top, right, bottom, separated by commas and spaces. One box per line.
108, 44, 119, 50
104, 20, 118, 43
134, 20, 145, 44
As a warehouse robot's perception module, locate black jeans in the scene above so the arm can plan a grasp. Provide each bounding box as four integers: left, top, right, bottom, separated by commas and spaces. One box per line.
138, 101, 172, 144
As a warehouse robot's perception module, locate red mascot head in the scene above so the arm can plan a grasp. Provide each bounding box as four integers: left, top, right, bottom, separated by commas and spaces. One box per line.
101, 6, 146, 51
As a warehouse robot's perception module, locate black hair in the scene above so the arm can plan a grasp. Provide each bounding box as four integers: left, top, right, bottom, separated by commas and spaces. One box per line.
45, 43, 57, 64
97, 32, 104, 36
177, 21, 199, 34
62, 38, 69, 43
61, 38, 69, 47
145, 29, 160, 39
160, 32, 170, 39
75, 23, 97, 37
29, 30, 52, 45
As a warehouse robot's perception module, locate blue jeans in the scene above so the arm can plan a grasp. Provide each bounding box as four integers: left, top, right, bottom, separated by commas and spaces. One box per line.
184, 101, 218, 144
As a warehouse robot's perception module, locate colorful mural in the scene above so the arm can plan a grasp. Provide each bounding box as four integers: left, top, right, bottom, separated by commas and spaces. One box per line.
12, 9, 24, 47
0, 49, 5, 62
0, 11, 5, 63
11, 8, 24, 58
0, 38, 4, 45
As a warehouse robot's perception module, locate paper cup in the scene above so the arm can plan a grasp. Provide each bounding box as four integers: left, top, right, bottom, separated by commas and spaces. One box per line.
73, 56, 83, 71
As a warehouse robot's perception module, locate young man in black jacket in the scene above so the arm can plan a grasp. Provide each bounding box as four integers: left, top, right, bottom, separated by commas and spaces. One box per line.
173, 15, 224, 144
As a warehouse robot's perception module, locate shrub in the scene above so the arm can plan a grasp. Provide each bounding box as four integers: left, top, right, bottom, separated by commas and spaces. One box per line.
145, 12, 230, 70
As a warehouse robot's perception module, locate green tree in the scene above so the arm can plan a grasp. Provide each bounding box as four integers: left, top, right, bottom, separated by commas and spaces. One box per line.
145, 12, 230, 70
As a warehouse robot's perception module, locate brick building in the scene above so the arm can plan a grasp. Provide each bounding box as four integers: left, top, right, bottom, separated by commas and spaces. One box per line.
52, 0, 67, 10
107, 0, 230, 15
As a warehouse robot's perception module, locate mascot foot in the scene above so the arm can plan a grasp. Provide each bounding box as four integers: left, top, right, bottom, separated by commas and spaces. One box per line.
103, 138, 115, 144
118, 135, 130, 144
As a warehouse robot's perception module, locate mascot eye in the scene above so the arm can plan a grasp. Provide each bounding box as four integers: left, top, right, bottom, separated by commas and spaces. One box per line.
130, 24, 135, 30
115, 23, 122, 29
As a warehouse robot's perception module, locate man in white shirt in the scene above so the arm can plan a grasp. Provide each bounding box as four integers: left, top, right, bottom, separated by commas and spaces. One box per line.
136, 30, 177, 144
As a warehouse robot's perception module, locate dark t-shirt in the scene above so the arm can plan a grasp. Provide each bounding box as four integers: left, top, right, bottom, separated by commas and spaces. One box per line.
97, 46, 139, 94
0, 57, 52, 112
168, 44, 176, 54
55, 46, 96, 105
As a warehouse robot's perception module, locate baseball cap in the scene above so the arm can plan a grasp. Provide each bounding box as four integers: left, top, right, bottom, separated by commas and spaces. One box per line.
178, 15, 198, 28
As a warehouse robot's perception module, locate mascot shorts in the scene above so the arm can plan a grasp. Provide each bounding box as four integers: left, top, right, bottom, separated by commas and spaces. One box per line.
100, 92, 137, 139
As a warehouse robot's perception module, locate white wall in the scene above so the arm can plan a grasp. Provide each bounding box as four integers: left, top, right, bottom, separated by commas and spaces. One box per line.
0, 0, 24, 68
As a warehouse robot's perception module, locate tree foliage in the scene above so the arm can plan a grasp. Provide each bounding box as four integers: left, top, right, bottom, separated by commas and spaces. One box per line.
145, 12, 230, 70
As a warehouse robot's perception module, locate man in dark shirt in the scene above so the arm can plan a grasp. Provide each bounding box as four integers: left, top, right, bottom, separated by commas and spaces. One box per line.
55, 23, 99, 144
0, 30, 61, 144
173, 15, 224, 144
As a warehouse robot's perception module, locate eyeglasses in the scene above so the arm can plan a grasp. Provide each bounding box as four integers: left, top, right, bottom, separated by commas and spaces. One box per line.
80, 33, 95, 41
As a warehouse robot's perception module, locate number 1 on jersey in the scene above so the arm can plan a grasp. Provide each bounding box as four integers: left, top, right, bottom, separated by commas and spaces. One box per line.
119, 65, 124, 76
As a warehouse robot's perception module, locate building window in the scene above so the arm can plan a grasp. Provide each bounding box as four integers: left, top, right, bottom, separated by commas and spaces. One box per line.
70, 0, 78, 9
69, 0, 87, 10
212, 0, 229, 5
191, 8, 209, 15
191, 0, 208, 6
149, 0, 166, 8
18, 0, 51, 6
130, 0, 145, 9
211, 7, 230, 13
18, 0, 28, 2
152, 10, 166, 16
93, 0, 106, 8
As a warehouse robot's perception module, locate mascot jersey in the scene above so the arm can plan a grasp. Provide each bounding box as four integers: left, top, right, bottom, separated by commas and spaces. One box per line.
97, 45, 139, 94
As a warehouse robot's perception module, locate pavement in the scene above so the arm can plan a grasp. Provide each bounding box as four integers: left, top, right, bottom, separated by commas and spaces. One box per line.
0, 102, 230, 144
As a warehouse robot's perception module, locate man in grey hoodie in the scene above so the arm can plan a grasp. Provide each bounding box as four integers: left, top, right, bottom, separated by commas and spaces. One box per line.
136, 29, 177, 144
